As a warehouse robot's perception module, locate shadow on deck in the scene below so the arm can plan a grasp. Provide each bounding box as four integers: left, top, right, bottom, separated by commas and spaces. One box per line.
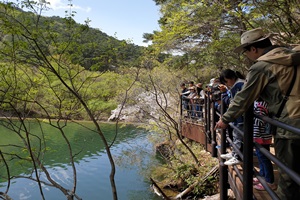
227, 153, 278, 200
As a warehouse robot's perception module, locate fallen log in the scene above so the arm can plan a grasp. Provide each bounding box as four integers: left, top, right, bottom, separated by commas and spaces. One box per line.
150, 177, 170, 200
173, 164, 219, 199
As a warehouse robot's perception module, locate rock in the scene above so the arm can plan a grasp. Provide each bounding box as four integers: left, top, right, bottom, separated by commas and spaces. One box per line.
108, 91, 176, 123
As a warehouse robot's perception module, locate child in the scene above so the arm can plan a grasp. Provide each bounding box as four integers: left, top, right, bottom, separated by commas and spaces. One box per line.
253, 100, 276, 190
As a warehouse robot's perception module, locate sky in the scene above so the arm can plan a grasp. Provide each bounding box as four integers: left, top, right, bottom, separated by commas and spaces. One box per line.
38, 0, 161, 46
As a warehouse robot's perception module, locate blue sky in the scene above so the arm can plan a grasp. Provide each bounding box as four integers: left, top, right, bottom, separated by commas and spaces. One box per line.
40, 0, 161, 46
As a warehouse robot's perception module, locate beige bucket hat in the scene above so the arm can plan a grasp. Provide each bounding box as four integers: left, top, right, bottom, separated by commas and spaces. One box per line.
234, 28, 272, 53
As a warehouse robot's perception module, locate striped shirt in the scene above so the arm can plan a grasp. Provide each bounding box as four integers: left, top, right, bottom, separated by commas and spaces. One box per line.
253, 100, 272, 144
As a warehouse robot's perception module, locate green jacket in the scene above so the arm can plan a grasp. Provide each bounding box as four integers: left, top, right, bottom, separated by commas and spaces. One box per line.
222, 46, 300, 139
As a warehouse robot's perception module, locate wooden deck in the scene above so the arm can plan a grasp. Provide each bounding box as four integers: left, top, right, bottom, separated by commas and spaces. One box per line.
226, 144, 278, 200
212, 122, 279, 200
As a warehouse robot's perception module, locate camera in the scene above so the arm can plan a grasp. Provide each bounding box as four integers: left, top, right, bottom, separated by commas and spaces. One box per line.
210, 84, 221, 101
211, 84, 220, 93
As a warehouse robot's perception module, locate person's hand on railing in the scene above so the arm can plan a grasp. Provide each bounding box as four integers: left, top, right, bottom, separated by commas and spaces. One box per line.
214, 119, 228, 130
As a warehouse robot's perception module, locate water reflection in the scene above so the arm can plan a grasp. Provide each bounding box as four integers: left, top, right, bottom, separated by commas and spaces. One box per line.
0, 120, 161, 200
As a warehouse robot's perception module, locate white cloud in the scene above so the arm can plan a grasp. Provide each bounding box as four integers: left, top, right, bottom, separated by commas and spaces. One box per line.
42, 0, 91, 12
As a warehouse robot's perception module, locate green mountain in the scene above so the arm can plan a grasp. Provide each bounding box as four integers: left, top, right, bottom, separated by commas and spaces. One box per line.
0, 2, 145, 71
0, 2, 149, 120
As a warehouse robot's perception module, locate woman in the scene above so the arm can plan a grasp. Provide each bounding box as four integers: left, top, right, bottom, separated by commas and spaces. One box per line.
219, 69, 245, 166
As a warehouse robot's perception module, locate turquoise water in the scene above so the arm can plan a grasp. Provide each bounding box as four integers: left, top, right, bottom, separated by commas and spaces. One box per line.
0, 120, 162, 200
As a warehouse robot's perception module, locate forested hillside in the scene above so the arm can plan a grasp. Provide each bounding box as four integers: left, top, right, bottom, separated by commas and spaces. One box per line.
0, 3, 145, 71
0, 2, 151, 120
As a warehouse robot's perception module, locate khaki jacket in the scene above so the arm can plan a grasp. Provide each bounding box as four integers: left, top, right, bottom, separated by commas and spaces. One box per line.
222, 47, 300, 139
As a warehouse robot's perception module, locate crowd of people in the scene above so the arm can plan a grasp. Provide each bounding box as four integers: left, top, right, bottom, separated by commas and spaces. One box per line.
214, 28, 300, 199
180, 81, 204, 121
179, 27, 300, 199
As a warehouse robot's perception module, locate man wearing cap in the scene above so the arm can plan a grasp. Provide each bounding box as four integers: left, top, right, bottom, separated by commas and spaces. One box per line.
215, 28, 300, 199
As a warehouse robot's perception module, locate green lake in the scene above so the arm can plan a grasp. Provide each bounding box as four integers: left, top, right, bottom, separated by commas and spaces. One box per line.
0, 120, 162, 200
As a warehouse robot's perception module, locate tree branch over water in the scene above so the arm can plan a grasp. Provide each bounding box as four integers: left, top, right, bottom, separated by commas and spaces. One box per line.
0, 1, 120, 199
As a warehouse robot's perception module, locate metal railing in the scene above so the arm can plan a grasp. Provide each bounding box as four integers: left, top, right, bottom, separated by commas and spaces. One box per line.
180, 92, 300, 199
204, 93, 300, 200
180, 96, 204, 121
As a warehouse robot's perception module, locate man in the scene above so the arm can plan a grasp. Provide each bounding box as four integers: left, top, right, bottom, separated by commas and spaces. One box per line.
180, 82, 189, 96
188, 81, 195, 88
179, 82, 190, 115
215, 28, 300, 199
196, 82, 203, 97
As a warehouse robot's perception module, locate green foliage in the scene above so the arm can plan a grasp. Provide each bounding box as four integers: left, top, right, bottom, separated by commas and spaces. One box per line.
175, 163, 197, 180
151, 140, 219, 198
148, 0, 300, 81
0, 2, 141, 120
0, 60, 133, 119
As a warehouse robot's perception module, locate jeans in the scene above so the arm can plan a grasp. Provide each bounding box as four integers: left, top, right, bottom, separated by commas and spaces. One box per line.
232, 123, 243, 160
255, 144, 274, 183
181, 98, 190, 116
195, 104, 202, 118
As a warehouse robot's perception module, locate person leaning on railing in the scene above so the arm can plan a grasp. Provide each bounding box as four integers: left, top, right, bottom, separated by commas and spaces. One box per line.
214, 28, 300, 200
219, 69, 245, 166
179, 82, 190, 115
186, 86, 197, 118
195, 83, 204, 120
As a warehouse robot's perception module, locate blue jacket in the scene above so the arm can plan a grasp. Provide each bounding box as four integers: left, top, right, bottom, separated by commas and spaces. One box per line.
225, 79, 245, 125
